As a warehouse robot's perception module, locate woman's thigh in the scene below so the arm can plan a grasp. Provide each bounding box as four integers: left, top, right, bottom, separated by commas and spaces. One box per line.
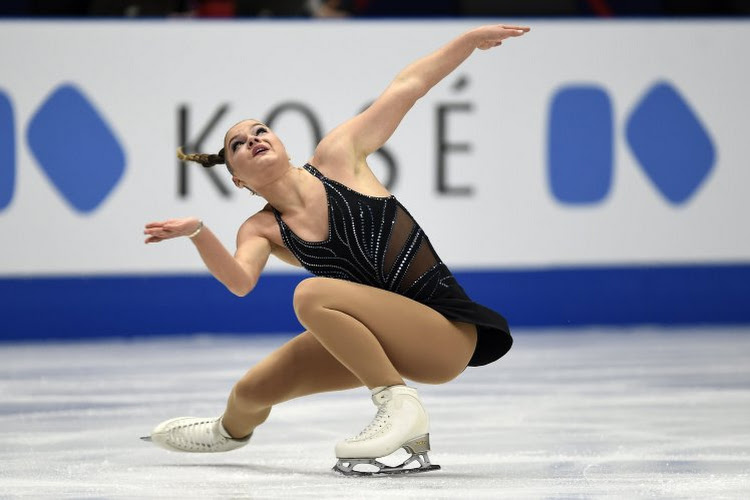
294, 277, 478, 384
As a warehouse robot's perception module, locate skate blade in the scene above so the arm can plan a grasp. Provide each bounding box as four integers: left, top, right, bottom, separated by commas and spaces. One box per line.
140, 436, 153, 442
377, 464, 441, 476
333, 455, 441, 477
332, 463, 441, 477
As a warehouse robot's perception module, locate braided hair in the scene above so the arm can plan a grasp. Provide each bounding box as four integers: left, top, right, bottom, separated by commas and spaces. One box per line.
176, 147, 227, 169
177, 147, 257, 195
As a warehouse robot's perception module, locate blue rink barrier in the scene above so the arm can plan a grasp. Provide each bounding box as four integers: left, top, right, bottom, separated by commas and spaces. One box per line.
1, 263, 749, 341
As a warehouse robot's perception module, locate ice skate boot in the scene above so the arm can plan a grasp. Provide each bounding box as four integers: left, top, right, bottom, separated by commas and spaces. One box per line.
333, 385, 440, 476
141, 416, 251, 453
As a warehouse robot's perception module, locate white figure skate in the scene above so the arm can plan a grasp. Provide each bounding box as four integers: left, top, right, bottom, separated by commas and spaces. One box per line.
333, 385, 440, 476
141, 416, 251, 453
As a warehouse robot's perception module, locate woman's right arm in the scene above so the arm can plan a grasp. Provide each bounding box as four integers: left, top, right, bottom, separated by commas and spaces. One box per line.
313, 24, 529, 166
144, 216, 271, 297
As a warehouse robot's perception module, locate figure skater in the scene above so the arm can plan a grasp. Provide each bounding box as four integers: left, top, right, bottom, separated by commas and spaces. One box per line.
142, 23, 529, 475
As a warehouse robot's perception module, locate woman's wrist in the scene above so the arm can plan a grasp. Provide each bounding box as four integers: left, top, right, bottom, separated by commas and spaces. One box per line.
462, 29, 481, 50
187, 220, 203, 239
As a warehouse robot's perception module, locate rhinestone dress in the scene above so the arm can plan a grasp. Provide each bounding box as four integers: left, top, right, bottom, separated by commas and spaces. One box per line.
272, 164, 511, 366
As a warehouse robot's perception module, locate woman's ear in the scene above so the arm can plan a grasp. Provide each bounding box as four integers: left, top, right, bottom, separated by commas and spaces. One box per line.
232, 176, 258, 196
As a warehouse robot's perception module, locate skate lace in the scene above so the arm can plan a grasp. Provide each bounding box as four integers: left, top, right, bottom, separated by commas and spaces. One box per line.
168, 419, 227, 451
352, 403, 391, 441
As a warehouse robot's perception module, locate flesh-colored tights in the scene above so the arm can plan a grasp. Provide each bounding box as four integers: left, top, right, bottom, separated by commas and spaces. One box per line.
221, 277, 478, 438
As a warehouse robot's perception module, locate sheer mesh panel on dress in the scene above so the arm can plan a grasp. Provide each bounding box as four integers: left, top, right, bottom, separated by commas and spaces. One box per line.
383, 204, 414, 278
398, 239, 439, 293
383, 204, 439, 291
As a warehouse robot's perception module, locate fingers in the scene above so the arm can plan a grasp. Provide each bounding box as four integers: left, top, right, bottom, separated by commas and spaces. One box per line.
144, 221, 167, 228
143, 221, 189, 243
144, 217, 198, 243
144, 226, 177, 242
473, 24, 529, 50
145, 221, 178, 229
144, 227, 169, 238
144, 227, 175, 237
144, 221, 179, 233
501, 25, 531, 32
496, 25, 530, 38
505, 29, 528, 37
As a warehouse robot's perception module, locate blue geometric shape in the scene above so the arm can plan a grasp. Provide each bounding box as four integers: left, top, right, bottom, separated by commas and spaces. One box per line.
27, 84, 125, 213
0, 90, 14, 212
626, 82, 715, 205
548, 85, 613, 204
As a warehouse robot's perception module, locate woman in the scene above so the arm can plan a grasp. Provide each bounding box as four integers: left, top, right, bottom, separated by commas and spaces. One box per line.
143, 23, 529, 475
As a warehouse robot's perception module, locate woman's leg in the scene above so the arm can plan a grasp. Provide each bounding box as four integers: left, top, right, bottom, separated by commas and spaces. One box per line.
222, 331, 362, 438
291, 277, 477, 388
223, 277, 477, 438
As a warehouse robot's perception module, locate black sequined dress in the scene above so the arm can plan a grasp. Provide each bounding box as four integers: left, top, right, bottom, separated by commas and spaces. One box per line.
272, 164, 511, 367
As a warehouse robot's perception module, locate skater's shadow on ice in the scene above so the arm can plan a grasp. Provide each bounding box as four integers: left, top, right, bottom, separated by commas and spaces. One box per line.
149, 462, 320, 476
145, 463, 487, 479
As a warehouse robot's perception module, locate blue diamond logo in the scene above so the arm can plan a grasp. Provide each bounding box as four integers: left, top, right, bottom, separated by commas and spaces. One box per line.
0, 89, 14, 212
548, 85, 614, 204
27, 84, 125, 213
626, 82, 715, 205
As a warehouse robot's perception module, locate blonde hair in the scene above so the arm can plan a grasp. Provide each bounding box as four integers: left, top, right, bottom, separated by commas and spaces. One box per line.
176, 147, 226, 169
177, 146, 259, 195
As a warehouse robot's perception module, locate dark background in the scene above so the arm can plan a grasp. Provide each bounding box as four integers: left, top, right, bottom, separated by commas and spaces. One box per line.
2, 0, 749, 18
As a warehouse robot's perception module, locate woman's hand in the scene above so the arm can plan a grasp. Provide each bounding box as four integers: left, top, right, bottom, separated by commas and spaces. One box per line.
470, 24, 530, 50
144, 217, 202, 244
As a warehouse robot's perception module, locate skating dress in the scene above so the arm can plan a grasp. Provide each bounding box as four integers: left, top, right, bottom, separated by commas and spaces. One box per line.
273, 164, 512, 367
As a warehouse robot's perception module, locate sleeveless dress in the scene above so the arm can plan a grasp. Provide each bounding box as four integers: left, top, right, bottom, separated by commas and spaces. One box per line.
272, 164, 512, 367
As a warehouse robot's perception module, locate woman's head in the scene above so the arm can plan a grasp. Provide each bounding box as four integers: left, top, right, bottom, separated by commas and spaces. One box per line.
177, 119, 291, 195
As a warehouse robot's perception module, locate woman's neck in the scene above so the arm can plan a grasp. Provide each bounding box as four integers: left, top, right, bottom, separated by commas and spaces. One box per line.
256, 165, 311, 214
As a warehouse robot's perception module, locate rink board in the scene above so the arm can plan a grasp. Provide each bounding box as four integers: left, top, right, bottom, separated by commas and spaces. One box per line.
1, 20, 749, 339
1, 264, 749, 341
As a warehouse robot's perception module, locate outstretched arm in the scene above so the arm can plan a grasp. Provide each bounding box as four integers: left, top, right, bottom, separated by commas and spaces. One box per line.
144, 217, 270, 297
316, 24, 530, 162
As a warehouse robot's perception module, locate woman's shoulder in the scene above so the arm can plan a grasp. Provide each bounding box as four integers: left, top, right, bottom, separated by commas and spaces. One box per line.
310, 136, 356, 176
309, 146, 392, 199
236, 205, 302, 267
237, 204, 282, 243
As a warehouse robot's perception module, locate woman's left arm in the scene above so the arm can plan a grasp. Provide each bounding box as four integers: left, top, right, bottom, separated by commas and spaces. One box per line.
316, 24, 530, 164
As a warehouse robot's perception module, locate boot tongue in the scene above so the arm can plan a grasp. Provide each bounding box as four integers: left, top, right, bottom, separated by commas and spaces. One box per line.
371, 387, 391, 406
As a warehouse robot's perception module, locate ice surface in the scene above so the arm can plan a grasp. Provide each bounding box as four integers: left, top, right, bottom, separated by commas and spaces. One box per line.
1, 328, 749, 498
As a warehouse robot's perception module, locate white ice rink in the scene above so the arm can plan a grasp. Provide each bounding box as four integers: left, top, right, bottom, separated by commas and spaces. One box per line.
1, 328, 749, 498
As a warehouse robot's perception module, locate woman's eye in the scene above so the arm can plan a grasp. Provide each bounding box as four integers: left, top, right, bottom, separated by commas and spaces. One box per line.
255, 127, 267, 135
231, 141, 243, 152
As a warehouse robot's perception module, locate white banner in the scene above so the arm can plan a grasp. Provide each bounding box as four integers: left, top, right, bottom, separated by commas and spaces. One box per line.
1, 20, 748, 275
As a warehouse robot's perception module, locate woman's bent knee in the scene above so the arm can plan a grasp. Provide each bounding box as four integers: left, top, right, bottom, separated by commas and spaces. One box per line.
293, 277, 327, 318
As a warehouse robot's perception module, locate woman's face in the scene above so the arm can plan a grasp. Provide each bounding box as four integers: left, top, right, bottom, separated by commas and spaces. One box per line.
224, 119, 289, 191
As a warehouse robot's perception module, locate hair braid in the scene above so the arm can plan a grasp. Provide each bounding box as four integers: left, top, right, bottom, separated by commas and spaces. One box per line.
176, 147, 226, 168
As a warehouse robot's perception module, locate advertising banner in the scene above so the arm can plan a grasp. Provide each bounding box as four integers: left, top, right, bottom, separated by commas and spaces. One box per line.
1, 20, 748, 337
